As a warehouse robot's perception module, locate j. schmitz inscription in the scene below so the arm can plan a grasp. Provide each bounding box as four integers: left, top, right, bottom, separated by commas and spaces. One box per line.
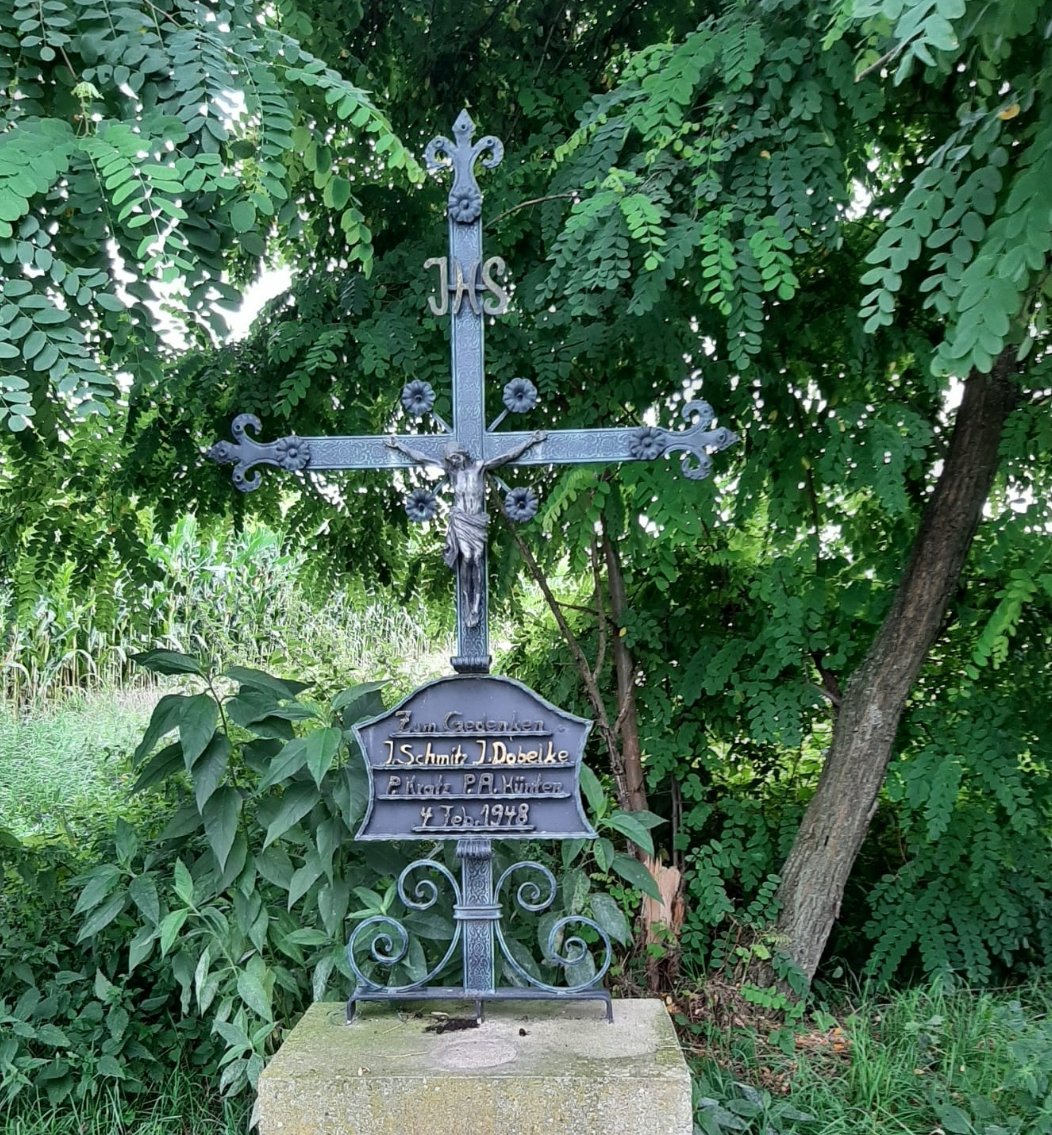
354, 675, 594, 840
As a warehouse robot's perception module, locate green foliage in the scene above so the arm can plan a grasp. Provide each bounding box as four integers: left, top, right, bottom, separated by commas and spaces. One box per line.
0, 0, 420, 433
0, 513, 446, 708
686, 981, 1052, 1135
1, 652, 642, 1108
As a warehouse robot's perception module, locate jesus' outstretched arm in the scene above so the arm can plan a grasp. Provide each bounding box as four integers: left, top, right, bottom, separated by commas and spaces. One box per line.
482, 430, 547, 472
385, 437, 445, 470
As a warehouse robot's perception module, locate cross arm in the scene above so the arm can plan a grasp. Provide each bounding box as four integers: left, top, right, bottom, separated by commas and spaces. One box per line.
206, 414, 453, 492
485, 401, 738, 482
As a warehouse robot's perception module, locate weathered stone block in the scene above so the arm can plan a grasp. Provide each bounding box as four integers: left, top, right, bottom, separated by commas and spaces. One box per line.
256, 1000, 692, 1135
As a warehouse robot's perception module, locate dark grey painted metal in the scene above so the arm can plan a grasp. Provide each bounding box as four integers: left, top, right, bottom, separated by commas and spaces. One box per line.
207, 112, 737, 674
354, 675, 595, 841
206, 113, 739, 1024
345, 841, 614, 1023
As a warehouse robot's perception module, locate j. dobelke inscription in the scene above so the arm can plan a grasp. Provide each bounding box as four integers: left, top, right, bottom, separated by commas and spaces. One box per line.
355, 676, 594, 841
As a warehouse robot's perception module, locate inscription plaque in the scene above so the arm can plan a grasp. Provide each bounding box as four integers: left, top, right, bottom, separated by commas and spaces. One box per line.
354, 675, 594, 841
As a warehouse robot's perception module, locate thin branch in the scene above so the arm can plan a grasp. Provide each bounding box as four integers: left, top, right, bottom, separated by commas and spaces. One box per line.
589, 536, 607, 687
487, 193, 577, 227
502, 516, 627, 793
855, 35, 917, 82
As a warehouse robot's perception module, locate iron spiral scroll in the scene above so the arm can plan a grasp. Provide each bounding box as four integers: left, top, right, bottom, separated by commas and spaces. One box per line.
346, 844, 614, 1022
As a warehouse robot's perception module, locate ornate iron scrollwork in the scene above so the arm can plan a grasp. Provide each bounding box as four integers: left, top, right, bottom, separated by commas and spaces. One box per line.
206, 414, 312, 492
346, 844, 613, 1022
424, 110, 504, 226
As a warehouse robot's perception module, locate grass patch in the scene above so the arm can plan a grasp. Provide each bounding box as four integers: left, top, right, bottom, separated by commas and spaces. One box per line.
0, 1070, 248, 1135
684, 980, 1052, 1134
0, 688, 158, 840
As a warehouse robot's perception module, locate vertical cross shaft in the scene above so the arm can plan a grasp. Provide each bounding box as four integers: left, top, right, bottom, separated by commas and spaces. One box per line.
207, 113, 738, 676
426, 111, 504, 673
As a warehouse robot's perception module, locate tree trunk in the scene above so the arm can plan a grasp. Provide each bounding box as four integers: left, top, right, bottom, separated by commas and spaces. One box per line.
774, 359, 1020, 983
602, 528, 649, 813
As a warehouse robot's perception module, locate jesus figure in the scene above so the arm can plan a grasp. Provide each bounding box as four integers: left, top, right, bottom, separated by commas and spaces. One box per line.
386, 432, 545, 626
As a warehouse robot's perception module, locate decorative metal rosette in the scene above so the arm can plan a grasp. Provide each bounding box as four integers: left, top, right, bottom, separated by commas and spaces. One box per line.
404, 488, 438, 523
503, 486, 539, 523
628, 425, 667, 461
502, 377, 538, 415
448, 187, 482, 224
401, 380, 436, 418
274, 435, 310, 471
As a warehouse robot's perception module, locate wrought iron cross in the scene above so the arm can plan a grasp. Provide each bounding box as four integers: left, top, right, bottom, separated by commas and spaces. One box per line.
208, 111, 737, 672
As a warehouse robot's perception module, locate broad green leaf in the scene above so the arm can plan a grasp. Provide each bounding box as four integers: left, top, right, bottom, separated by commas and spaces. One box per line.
76, 892, 126, 942
332, 758, 368, 832
605, 811, 655, 856
73, 864, 121, 916
256, 845, 295, 889
594, 836, 615, 873
193, 734, 231, 809
578, 763, 605, 815
564, 944, 597, 989
263, 782, 320, 849
173, 858, 194, 905
501, 935, 542, 984
561, 837, 587, 871
132, 649, 205, 677
159, 803, 203, 843
225, 688, 284, 728
114, 818, 138, 865
589, 892, 632, 946
288, 852, 324, 909
305, 727, 342, 787
224, 665, 311, 699
159, 909, 189, 956
202, 786, 242, 871
258, 736, 312, 791
562, 867, 590, 914
229, 201, 256, 233
936, 1104, 974, 1134
131, 742, 182, 793
332, 681, 386, 726
237, 959, 273, 1020
128, 874, 160, 925
34, 1024, 71, 1047
180, 694, 218, 769
610, 853, 661, 901
133, 695, 192, 766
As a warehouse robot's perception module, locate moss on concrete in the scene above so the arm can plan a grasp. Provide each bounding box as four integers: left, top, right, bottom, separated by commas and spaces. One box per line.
257, 1000, 692, 1134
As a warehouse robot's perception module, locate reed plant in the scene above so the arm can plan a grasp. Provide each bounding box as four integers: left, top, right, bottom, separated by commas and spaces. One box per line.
1, 514, 450, 711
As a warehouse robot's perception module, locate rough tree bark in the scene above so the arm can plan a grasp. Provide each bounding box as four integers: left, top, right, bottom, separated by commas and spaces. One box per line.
602, 528, 649, 814
774, 357, 1020, 983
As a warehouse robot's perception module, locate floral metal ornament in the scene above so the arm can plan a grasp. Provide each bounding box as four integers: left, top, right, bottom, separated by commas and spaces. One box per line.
401, 380, 436, 418
503, 485, 539, 522
274, 435, 310, 471
404, 488, 438, 523
447, 187, 483, 225
628, 425, 667, 461
502, 377, 538, 415
424, 110, 503, 227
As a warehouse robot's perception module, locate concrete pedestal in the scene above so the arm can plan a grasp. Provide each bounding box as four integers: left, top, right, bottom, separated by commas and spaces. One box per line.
255, 1000, 693, 1135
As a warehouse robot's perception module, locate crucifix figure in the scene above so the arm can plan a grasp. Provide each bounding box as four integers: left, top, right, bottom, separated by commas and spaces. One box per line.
385, 432, 546, 627
207, 110, 737, 673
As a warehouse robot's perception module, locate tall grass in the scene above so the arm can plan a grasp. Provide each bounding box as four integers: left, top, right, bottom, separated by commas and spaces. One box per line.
0, 1070, 247, 1135
1, 515, 451, 709
689, 979, 1052, 1134
0, 688, 158, 840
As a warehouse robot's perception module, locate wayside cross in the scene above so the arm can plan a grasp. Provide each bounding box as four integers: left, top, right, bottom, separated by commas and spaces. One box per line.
208, 111, 738, 673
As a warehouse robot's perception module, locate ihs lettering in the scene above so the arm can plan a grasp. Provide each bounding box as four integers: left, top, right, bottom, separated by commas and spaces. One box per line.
422, 256, 509, 317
